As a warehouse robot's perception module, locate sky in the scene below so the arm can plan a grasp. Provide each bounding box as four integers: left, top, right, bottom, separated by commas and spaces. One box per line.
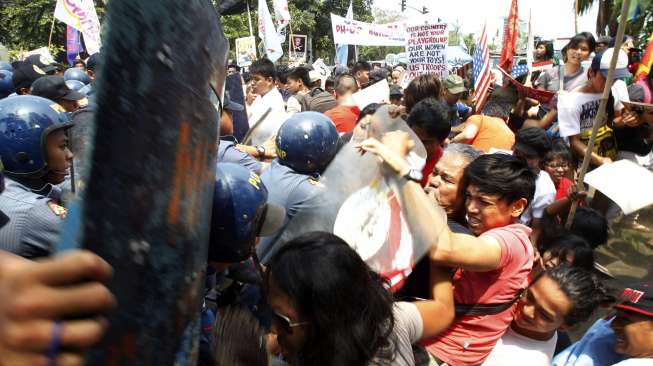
371, 0, 599, 41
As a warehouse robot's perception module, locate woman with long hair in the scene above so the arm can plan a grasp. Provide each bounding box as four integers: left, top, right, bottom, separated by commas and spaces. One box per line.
265, 231, 454, 366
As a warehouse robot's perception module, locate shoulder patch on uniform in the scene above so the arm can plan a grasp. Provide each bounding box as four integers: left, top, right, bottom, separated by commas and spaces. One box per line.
308, 177, 323, 187
50, 103, 66, 113
47, 201, 67, 219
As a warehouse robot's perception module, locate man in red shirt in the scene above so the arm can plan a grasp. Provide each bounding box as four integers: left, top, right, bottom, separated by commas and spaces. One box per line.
324, 74, 360, 133
406, 98, 451, 186
357, 132, 537, 366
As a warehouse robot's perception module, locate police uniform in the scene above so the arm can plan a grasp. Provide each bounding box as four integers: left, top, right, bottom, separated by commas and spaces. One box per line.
256, 159, 326, 263
0, 178, 65, 258
217, 136, 262, 174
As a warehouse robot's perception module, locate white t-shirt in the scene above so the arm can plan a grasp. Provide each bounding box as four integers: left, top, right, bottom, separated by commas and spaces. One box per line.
481, 327, 558, 366
520, 170, 556, 225
247, 87, 288, 145
372, 301, 423, 366
557, 82, 627, 138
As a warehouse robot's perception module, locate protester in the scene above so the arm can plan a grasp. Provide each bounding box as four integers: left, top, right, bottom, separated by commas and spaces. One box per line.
558, 48, 630, 167
358, 131, 537, 365
265, 231, 454, 366
451, 96, 516, 152
405, 98, 451, 186
543, 139, 576, 201
389, 85, 403, 106
534, 40, 554, 63
613, 76, 653, 171
443, 74, 468, 128
247, 58, 287, 145
403, 74, 442, 114
553, 282, 653, 366
0, 96, 73, 258
285, 67, 312, 115
483, 265, 613, 366
512, 127, 556, 242
352, 60, 371, 89
211, 305, 269, 366
30, 75, 85, 113
324, 73, 360, 133
533, 233, 595, 279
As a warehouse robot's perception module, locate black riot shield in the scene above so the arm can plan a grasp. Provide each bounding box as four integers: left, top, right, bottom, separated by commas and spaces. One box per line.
56, 0, 228, 364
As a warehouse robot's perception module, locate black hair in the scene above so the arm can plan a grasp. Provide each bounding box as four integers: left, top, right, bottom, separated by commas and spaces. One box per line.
463, 154, 537, 205
535, 265, 615, 326
535, 40, 554, 60
568, 206, 609, 248
73, 59, 86, 69
242, 71, 251, 84
403, 74, 442, 113
211, 305, 268, 366
357, 103, 381, 123
514, 127, 552, 159
406, 98, 452, 142
325, 77, 335, 89
609, 35, 634, 48
352, 61, 372, 74
249, 58, 276, 79
543, 139, 573, 167
542, 233, 595, 271
276, 64, 290, 84
266, 232, 398, 366
287, 66, 311, 87
481, 98, 513, 120
227, 63, 241, 72
568, 32, 597, 54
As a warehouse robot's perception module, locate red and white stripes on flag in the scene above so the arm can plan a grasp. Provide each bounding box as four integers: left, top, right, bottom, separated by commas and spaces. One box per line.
473, 23, 491, 113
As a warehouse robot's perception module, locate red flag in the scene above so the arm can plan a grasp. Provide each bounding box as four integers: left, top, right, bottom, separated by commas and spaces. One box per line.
499, 0, 519, 72
635, 31, 653, 82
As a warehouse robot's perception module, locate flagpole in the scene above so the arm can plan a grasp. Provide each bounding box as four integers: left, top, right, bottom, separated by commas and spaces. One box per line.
574, 0, 579, 34
565, 0, 631, 229
48, 14, 56, 50
246, 0, 254, 37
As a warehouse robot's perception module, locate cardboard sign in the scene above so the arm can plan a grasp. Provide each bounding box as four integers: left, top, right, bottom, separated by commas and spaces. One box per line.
584, 160, 653, 215
496, 66, 555, 103
352, 80, 391, 109
235, 36, 257, 67
289, 34, 307, 63
405, 22, 448, 80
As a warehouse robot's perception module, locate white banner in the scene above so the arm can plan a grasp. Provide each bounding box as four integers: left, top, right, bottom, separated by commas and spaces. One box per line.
54, 0, 102, 55
405, 22, 448, 80
258, 0, 283, 62
272, 0, 291, 40
331, 14, 406, 46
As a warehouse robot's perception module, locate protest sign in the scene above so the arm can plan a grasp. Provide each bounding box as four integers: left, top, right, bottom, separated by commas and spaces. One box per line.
290, 34, 307, 63
25, 47, 55, 64
584, 160, 653, 215
352, 80, 390, 109
235, 36, 257, 67
312, 58, 330, 88
496, 66, 555, 103
405, 22, 448, 80
331, 13, 406, 46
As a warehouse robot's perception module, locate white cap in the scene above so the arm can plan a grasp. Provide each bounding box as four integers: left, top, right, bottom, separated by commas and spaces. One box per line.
593, 47, 630, 79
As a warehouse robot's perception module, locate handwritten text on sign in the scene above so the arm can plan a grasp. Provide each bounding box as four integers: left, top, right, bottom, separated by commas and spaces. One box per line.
405, 23, 448, 80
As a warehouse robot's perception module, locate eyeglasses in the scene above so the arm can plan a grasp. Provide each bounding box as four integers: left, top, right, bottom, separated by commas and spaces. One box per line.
272, 310, 309, 334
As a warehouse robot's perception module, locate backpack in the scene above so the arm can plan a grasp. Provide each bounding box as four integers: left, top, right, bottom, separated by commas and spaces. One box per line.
296, 87, 337, 113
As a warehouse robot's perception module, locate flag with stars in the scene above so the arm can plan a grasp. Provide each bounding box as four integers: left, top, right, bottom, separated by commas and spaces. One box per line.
473, 22, 491, 113
512, 63, 529, 78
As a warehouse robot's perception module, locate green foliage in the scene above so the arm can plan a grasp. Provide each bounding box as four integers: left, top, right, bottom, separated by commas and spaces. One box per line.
0, 0, 106, 61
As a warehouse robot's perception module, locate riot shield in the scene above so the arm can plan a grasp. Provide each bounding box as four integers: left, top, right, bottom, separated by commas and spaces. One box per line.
56, 0, 228, 365
268, 105, 447, 290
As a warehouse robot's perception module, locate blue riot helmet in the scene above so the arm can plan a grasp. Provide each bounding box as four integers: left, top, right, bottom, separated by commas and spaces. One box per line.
63, 67, 90, 85
209, 163, 285, 263
0, 70, 13, 98
275, 112, 339, 174
0, 95, 73, 178
65, 79, 86, 92
0, 61, 11, 72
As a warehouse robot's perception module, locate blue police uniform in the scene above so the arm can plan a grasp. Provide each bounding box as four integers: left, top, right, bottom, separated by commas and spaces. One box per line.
256, 159, 326, 263
217, 136, 262, 174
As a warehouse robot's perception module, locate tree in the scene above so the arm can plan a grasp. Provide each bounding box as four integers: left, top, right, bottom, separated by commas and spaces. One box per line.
577, 0, 652, 40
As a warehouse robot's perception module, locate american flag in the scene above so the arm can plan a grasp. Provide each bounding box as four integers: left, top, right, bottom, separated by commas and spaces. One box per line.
511, 63, 529, 78
473, 23, 491, 113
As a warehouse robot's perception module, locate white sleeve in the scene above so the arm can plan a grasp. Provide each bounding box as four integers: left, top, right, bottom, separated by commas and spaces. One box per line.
286, 96, 301, 115
612, 80, 630, 111
393, 301, 423, 344
557, 93, 581, 137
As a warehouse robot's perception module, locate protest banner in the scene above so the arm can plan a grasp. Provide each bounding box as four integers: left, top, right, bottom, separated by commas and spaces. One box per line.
66, 26, 83, 66
312, 58, 330, 88
25, 47, 55, 64
405, 22, 448, 80
235, 36, 257, 67
290, 34, 307, 63
331, 13, 406, 46
54, 0, 102, 55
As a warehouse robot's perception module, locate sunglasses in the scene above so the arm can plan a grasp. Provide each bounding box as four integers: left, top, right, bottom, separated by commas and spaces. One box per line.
271, 310, 309, 334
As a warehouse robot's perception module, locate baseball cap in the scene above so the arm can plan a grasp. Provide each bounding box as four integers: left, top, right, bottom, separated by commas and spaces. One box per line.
444, 74, 467, 94
615, 282, 653, 318
25, 54, 57, 74
591, 48, 631, 80
223, 91, 244, 112
31, 76, 85, 101
309, 70, 322, 84
597, 36, 612, 45
10, 61, 46, 90
514, 127, 552, 157
389, 85, 403, 97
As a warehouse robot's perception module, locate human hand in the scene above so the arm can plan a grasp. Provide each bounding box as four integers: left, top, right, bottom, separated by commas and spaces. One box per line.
261, 134, 277, 159
387, 105, 407, 119
600, 156, 613, 165
622, 111, 641, 128
0, 250, 116, 366
566, 184, 588, 202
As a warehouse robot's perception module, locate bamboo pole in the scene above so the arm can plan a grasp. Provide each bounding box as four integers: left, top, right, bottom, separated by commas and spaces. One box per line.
246, 0, 254, 37
48, 15, 56, 50
565, 0, 631, 229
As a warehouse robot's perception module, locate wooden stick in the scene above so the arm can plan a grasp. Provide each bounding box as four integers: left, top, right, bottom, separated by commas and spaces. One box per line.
565, 0, 631, 229
48, 15, 56, 50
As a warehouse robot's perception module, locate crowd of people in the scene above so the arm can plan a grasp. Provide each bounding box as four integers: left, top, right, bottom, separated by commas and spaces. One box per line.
0, 27, 652, 366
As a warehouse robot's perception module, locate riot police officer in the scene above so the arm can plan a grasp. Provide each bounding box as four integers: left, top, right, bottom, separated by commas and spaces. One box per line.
63, 67, 91, 85
0, 70, 13, 99
256, 111, 339, 263
0, 95, 74, 258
